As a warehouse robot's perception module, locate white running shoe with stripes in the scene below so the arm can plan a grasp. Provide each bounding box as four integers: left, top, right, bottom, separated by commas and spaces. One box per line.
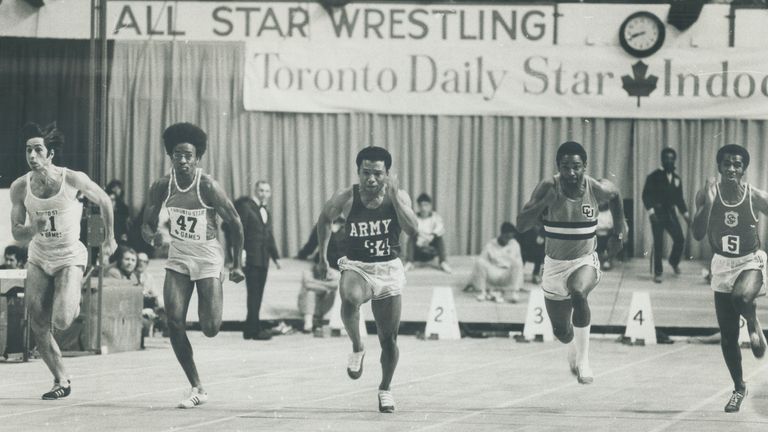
178, 387, 208, 409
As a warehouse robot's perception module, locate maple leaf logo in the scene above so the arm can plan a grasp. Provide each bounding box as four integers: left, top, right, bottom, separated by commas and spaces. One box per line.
621, 61, 658, 107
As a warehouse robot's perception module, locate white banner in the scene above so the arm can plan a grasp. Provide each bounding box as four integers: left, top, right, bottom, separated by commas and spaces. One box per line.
244, 42, 768, 118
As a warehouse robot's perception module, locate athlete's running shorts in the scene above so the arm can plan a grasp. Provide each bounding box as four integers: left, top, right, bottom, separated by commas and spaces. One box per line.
338, 256, 405, 301
27, 241, 88, 276
542, 251, 602, 301
710, 250, 767, 296
166, 239, 224, 281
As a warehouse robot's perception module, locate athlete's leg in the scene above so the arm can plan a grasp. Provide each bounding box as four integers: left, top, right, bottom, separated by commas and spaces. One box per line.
195, 277, 223, 338
371, 295, 401, 391
26, 264, 65, 381
714, 291, 745, 391
731, 269, 765, 358
567, 265, 599, 327
544, 299, 573, 343
164, 269, 199, 388
51, 266, 84, 330
339, 270, 372, 354
566, 265, 599, 383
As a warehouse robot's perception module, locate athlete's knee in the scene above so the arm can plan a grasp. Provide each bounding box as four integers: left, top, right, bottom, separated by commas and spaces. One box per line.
552, 323, 574, 343
167, 316, 187, 333
201, 321, 220, 337
378, 333, 398, 352
570, 289, 589, 304
52, 309, 77, 330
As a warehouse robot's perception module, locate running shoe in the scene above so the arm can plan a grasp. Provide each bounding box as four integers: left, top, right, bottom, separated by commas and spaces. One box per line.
42, 380, 71, 400
725, 389, 747, 413
347, 350, 365, 379
378, 390, 395, 413
178, 387, 208, 409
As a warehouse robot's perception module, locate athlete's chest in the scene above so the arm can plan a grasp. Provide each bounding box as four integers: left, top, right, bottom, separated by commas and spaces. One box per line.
29, 174, 64, 199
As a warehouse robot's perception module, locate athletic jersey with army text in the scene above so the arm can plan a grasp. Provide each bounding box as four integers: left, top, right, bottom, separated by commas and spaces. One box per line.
164, 168, 218, 243
344, 185, 401, 263
708, 183, 760, 258
24, 168, 83, 250
543, 175, 599, 261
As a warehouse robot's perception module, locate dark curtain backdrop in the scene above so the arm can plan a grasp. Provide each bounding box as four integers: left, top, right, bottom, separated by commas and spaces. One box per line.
0, 37, 113, 187
107, 41, 768, 259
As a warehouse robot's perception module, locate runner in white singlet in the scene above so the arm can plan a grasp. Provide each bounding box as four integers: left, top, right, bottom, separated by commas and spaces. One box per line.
9, 122, 116, 400
141, 123, 245, 409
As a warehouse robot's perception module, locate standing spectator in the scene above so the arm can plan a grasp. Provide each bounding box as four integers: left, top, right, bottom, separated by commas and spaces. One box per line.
403, 193, 452, 273
135, 252, 166, 339
298, 263, 339, 334
467, 222, 524, 303
642, 148, 691, 283
235, 180, 281, 341
106, 246, 138, 280
1, 245, 27, 269
595, 201, 615, 270
106, 179, 131, 245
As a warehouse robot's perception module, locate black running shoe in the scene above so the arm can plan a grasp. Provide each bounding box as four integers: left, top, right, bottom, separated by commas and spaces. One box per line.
724, 389, 747, 413
42, 380, 71, 400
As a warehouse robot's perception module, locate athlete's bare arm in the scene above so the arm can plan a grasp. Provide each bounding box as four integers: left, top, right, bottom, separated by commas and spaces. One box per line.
316, 187, 353, 279
749, 186, 768, 216
142, 176, 170, 246
200, 175, 245, 282
592, 178, 627, 258
9, 177, 41, 242
517, 178, 557, 233
385, 174, 418, 237
68, 170, 118, 257
692, 177, 717, 241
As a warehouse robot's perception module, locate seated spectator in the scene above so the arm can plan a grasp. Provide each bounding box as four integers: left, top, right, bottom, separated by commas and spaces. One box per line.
404, 193, 451, 273
466, 222, 523, 303
106, 179, 131, 245
518, 226, 545, 285
106, 246, 138, 280
297, 263, 339, 334
134, 252, 166, 340
296, 217, 346, 269
1, 245, 27, 269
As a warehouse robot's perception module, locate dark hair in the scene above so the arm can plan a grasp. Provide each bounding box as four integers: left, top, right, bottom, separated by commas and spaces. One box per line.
417, 193, 432, 204
661, 147, 677, 159
22, 122, 64, 158
500, 222, 517, 235
106, 179, 124, 196
356, 146, 392, 171
556, 141, 587, 166
716, 144, 750, 168
163, 123, 207, 157
4, 245, 26, 262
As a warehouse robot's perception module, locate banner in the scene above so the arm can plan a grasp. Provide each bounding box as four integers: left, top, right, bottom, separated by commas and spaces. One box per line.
244, 42, 768, 118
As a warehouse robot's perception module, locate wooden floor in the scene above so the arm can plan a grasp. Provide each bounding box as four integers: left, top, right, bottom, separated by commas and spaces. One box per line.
144, 257, 768, 330
1, 332, 768, 431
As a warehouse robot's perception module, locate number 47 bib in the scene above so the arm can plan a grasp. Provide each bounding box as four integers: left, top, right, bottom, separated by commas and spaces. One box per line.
168, 207, 207, 242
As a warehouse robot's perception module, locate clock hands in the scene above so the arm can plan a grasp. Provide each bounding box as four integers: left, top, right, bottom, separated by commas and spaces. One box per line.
629, 31, 646, 40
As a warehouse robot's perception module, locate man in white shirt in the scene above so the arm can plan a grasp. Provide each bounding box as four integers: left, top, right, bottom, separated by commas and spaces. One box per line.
467, 222, 524, 303
404, 193, 451, 273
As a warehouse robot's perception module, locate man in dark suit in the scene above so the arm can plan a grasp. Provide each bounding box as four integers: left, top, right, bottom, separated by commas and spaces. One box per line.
235, 180, 281, 340
642, 148, 691, 283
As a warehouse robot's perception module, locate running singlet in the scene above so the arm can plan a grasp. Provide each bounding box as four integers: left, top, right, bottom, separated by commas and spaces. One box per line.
543, 175, 599, 260
24, 168, 83, 250
344, 185, 401, 263
164, 168, 218, 243
708, 183, 759, 258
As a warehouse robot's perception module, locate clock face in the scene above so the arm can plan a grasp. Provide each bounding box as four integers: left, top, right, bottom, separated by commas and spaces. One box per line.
619, 12, 666, 58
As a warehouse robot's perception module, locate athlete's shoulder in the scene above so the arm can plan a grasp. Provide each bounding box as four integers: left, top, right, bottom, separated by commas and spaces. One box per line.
9, 175, 28, 200
63, 169, 93, 187
150, 174, 171, 190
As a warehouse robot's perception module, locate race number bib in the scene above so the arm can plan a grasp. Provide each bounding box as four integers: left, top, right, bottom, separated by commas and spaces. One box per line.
34, 209, 62, 239
722, 235, 740, 255
167, 207, 207, 242
364, 238, 391, 257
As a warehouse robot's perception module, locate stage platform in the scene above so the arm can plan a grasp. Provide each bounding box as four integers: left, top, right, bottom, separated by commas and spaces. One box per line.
144, 257, 768, 333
